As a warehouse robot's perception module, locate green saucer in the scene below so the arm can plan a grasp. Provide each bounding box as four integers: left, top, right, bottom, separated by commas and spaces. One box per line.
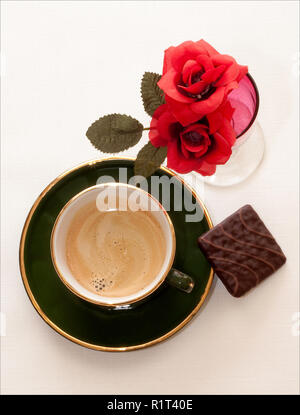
19, 158, 213, 351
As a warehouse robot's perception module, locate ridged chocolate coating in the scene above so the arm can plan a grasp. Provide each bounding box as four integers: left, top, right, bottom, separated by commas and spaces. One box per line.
198, 205, 286, 297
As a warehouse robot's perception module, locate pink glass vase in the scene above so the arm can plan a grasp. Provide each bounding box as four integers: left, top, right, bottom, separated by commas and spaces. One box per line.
198, 74, 264, 187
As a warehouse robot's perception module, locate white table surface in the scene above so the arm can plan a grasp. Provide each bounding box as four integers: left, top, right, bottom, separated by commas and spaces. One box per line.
1, 1, 299, 395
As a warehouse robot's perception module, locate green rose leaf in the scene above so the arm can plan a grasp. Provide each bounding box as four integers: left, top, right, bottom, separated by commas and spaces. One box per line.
86, 114, 143, 153
134, 141, 167, 177
141, 72, 165, 117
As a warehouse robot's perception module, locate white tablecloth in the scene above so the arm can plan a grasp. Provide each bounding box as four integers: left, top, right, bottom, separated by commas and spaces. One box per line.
1, 1, 299, 394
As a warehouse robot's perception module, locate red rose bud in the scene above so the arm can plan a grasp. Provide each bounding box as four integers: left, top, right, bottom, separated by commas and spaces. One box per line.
158, 39, 248, 126
149, 102, 236, 176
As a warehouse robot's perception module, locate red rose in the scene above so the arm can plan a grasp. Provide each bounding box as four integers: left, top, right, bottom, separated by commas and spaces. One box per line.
149, 102, 236, 176
157, 40, 248, 126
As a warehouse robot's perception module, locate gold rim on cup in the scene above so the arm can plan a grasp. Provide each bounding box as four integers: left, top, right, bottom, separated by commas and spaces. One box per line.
50, 182, 176, 307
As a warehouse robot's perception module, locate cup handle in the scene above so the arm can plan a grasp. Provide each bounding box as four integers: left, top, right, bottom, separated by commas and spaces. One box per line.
166, 268, 195, 293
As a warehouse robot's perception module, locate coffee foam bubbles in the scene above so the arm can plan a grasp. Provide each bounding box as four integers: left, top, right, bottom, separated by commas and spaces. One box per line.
66, 202, 166, 298
89, 272, 113, 293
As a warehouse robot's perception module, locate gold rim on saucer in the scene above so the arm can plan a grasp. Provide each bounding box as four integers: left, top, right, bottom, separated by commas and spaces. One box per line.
19, 157, 214, 352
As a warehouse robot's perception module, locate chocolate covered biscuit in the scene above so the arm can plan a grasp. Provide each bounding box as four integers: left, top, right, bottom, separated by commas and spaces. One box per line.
198, 205, 286, 297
